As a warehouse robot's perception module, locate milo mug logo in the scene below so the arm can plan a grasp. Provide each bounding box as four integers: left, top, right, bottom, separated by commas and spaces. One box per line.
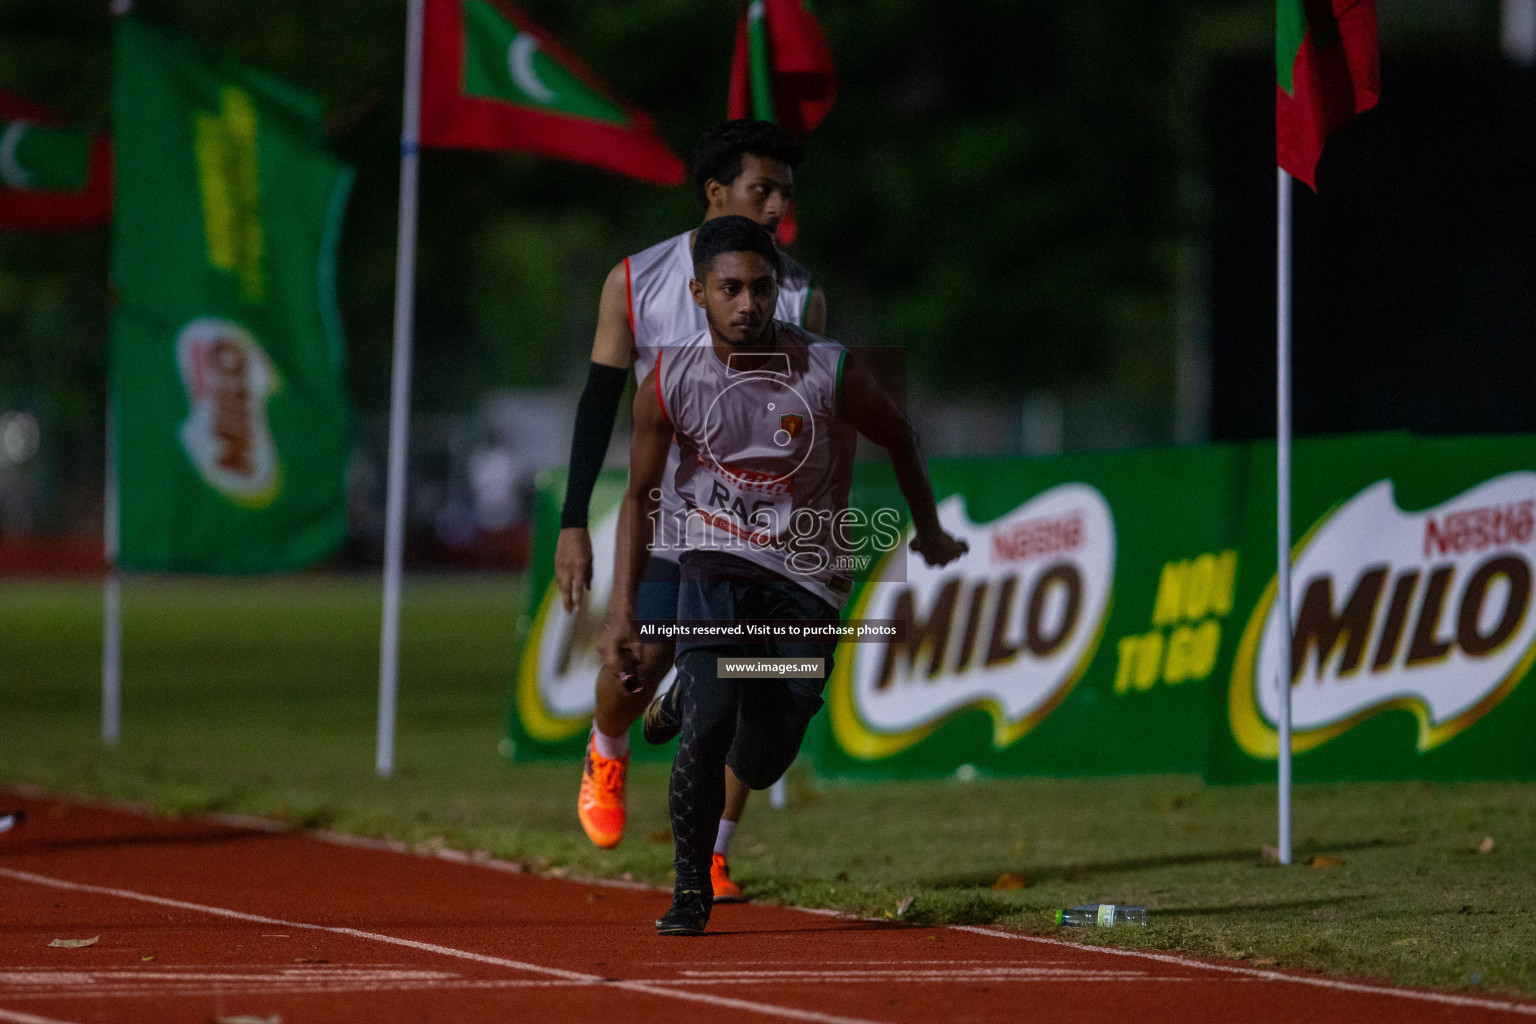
1231, 473, 1536, 756
514, 504, 679, 744
176, 318, 282, 508
830, 484, 1116, 759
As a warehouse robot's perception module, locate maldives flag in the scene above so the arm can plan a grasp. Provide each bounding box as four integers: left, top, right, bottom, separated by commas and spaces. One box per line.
420, 0, 684, 186
0, 93, 112, 231
727, 0, 836, 139
1276, 0, 1379, 190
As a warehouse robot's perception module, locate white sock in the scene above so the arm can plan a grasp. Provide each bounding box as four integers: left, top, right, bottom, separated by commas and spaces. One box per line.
592, 727, 629, 760
714, 818, 738, 857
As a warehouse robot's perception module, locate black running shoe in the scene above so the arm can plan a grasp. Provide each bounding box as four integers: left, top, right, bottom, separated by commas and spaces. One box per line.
642, 682, 683, 746
655, 887, 712, 936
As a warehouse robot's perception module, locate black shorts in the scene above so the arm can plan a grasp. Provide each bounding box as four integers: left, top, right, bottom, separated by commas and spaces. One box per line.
675, 550, 838, 695
672, 552, 837, 790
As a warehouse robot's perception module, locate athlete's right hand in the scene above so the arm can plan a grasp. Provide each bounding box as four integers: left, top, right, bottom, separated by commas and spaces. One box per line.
911, 529, 969, 568
555, 527, 594, 612
598, 609, 641, 683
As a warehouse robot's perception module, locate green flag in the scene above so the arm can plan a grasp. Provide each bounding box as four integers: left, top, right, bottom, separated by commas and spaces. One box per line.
0, 92, 112, 231
418, 0, 684, 184
110, 18, 354, 572
1275, 0, 1379, 190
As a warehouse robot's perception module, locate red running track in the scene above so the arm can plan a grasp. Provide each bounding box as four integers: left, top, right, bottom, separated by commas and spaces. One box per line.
1, 789, 1532, 1024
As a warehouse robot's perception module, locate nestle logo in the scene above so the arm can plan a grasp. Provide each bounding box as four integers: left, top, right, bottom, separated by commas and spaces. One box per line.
992, 510, 1083, 564
1423, 500, 1534, 559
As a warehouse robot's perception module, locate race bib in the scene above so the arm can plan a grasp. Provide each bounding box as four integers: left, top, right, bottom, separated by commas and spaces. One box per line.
694, 460, 794, 547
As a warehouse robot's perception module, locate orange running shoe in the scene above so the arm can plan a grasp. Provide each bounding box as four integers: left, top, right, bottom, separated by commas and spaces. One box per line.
710, 852, 745, 903
577, 735, 628, 849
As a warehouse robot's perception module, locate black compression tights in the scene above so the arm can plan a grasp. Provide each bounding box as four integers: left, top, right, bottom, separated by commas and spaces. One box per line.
667, 648, 822, 891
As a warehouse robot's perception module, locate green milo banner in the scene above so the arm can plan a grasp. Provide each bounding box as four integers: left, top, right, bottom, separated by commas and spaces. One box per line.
1211, 433, 1536, 782
109, 18, 354, 572
509, 433, 1536, 781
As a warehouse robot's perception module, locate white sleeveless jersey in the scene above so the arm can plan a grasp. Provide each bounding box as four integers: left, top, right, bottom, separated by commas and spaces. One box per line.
624, 229, 814, 556
655, 322, 857, 609
626, 229, 814, 383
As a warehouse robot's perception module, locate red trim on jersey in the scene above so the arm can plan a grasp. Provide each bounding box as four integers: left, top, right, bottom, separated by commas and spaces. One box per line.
654, 349, 671, 425
623, 257, 636, 336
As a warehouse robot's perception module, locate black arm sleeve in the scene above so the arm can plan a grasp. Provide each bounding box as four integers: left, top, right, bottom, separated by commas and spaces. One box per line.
560, 361, 630, 529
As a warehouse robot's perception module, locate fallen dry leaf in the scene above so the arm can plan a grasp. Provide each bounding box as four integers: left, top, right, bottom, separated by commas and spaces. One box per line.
992, 872, 1028, 890
1251, 958, 1278, 967
141, 956, 156, 962
292, 957, 328, 964
48, 937, 99, 949
1478, 836, 1495, 854
1307, 856, 1345, 868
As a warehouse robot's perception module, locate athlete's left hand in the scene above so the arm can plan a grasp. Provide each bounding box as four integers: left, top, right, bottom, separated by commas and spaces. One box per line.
555, 527, 594, 612
911, 530, 969, 567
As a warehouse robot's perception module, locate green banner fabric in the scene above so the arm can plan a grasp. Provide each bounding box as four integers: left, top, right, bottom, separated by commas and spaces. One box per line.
509, 433, 1536, 781
110, 19, 354, 572
1212, 433, 1536, 782
506, 468, 682, 761
816, 446, 1249, 781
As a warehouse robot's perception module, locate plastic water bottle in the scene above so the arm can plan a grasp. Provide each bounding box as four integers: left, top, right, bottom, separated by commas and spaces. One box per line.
1054, 904, 1146, 927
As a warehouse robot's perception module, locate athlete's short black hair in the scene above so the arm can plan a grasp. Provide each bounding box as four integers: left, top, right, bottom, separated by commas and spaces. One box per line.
691, 119, 803, 208
692, 215, 783, 280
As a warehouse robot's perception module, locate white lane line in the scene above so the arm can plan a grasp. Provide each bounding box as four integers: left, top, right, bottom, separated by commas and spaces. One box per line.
951, 926, 1536, 1017
641, 960, 1084, 966
651, 976, 1239, 987
0, 866, 591, 981
681, 976, 1155, 982
0, 974, 1236, 1000
0, 867, 886, 1024
24, 791, 1528, 1016
0, 1009, 84, 1024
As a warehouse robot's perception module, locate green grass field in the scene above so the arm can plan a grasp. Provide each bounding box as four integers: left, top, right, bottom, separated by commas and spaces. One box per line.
1, 577, 1532, 997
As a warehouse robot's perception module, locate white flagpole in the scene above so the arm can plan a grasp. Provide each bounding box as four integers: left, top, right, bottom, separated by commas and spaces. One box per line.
103, 0, 129, 746
103, 396, 121, 747
1276, 166, 1294, 866
377, 0, 426, 779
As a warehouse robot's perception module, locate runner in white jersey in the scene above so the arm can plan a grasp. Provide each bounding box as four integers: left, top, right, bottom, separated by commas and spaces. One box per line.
600, 216, 967, 936
626, 227, 815, 557
652, 320, 856, 608
558, 122, 825, 895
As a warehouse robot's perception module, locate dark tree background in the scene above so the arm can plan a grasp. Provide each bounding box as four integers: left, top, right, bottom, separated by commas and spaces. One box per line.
0, 1, 1514, 532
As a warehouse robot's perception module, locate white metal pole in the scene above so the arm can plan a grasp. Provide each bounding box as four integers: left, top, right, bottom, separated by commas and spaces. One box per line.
1504, 0, 1536, 65
377, 0, 426, 780
103, 0, 133, 751
103, 396, 121, 747
1276, 167, 1293, 866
